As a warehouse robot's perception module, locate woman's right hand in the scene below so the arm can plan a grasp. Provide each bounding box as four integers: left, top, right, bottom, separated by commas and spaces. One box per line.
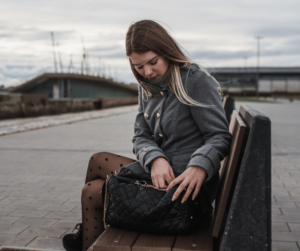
151, 157, 175, 189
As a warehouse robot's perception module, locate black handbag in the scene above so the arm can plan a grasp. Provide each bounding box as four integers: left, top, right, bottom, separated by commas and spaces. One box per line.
102, 162, 212, 235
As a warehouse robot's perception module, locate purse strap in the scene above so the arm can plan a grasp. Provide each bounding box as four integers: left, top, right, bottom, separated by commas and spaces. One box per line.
135, 180, 167, 191
103, 175, 111, 229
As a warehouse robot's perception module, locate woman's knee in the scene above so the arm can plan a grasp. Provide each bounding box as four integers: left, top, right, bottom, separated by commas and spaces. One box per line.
87, 152, 110, 180
88, 152, 110, 171
90, 152, 111, 162
82, 179, 105, 201
82, 183, 93, 200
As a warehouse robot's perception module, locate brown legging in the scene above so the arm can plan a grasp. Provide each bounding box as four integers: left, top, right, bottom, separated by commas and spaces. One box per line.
81, 152, 136, 250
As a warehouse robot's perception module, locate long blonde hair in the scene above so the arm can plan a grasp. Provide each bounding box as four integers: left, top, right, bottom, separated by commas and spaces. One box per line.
126, 20, 221, 107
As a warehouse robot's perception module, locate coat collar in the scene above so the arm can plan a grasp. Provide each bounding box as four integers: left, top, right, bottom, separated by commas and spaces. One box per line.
141, 74, 167, 90
140, 63, 200, 90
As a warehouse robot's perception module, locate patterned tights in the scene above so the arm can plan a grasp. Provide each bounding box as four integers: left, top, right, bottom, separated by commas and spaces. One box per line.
81, 152, 136, 250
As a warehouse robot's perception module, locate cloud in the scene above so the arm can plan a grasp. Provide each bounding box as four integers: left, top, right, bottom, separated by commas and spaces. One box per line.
0, 0, 300, 87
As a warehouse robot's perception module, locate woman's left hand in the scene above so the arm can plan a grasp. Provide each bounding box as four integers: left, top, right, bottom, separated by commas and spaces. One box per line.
166, 166, 207, 203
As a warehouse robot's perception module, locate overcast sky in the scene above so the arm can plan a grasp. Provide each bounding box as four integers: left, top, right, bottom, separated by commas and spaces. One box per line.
1, 0, 299, 87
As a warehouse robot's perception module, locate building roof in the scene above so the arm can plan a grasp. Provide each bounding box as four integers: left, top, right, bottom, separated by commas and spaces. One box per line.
208, 67, 300, 74
10, 73, 138, 93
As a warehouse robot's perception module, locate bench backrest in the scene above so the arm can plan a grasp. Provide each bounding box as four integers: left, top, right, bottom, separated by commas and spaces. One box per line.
212, 110, 247, 238
216, 105, 271, 251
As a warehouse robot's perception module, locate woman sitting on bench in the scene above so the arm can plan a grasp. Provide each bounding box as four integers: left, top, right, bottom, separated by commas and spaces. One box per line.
62, 19, 232, 251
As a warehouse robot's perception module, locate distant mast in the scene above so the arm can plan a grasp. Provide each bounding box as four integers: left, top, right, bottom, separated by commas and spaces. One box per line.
68, 54, 74, 73
81, 37, 90, 75
56, 42, 64, 73
50, 32, 58, 73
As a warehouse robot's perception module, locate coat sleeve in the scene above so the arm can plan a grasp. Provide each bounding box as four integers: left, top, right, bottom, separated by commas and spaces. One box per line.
186, 70, 232, 181
132, 86, 169, 173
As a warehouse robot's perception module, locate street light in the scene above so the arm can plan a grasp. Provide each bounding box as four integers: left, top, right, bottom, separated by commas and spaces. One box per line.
255, 36, 263, 98
244, 56, 248, 70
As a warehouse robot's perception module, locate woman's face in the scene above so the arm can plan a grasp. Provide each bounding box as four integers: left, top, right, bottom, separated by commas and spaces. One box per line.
129, 51, 168, 82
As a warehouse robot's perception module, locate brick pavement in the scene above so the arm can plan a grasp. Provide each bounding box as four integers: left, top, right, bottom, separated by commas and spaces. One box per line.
0, 99, 299, 250
0, 107, 137, 250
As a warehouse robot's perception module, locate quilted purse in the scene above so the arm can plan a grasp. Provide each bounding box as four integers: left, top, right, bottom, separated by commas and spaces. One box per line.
102, 162, 212, 235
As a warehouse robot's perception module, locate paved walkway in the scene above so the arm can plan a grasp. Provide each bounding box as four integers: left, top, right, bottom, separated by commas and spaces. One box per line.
0, 100, 299, 250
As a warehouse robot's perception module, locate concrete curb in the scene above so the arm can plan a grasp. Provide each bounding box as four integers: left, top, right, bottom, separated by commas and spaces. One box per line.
0, 246, 63, 251
0, 105, 138, 137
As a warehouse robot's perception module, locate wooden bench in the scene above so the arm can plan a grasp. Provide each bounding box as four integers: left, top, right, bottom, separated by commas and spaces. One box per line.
88, 104, 271, 251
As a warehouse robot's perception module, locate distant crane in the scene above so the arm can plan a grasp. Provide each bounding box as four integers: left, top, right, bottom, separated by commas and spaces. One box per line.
114, 67, 118, 82
81, 37, 90, 75
108, 64, 111, 79
85, 50, 90, 75
56, 42, 64, 73
103, 62, 106, 78
50, 32, 58, 73
97, 57, 101, 77
68, 54, 74, 73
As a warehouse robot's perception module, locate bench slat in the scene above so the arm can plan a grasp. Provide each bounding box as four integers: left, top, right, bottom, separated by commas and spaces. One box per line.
93, 227, 140, 251
212, 110, 246, 238
132, 233, 176, 251
172, 215, 214, 251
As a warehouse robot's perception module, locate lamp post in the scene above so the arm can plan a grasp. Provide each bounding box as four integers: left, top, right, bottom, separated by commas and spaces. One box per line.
243, 56, 248, 97
244, 56, 248, 70
255, 36, 263, 98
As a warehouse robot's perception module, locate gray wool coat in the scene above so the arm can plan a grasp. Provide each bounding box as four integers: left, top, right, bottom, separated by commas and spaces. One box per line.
132, 63, 232, 201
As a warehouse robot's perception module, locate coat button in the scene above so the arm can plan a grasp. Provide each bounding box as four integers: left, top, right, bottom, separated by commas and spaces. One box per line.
157, 113, 160, 119
151, 135, 154, 138
144, 113, 149, 119
160, 91, 164, 97
159, 134, 163, 138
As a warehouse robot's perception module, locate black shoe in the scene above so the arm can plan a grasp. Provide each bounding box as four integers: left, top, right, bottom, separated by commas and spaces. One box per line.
62, 223, 83, 251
